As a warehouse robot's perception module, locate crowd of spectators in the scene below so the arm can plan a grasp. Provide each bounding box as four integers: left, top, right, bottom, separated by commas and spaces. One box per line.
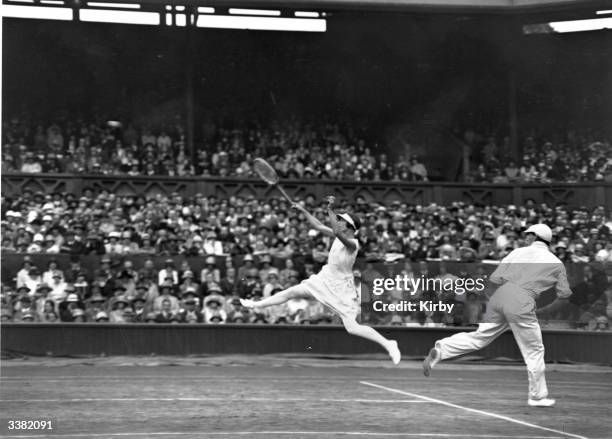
1, 190, 611, 329
1, 116, 430, 182
467, 131, 612, 183
4, 116, 612, 183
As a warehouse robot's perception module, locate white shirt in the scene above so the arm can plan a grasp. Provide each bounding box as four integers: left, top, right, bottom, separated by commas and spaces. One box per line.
320, 238, 359, 279
490, 241, 572, 299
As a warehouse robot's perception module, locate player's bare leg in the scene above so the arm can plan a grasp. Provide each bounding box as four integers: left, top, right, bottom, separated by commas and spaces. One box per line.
240, 285, 312, 309
342, 317, 401, 365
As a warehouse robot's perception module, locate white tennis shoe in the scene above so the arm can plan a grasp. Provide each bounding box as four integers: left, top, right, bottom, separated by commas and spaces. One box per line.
422, 347, 441, 377
528, 398, 556, 407
387, 340, 401, 365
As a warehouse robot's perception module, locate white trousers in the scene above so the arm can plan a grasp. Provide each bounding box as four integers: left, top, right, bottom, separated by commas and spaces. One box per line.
435, 283, 548, 400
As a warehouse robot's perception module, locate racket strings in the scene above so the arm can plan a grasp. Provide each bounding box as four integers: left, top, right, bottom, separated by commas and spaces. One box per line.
254, 158, 279, 185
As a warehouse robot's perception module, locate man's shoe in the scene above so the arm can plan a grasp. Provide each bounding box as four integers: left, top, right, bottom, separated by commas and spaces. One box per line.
528, 398, 556, 407
422, 347, 440, 377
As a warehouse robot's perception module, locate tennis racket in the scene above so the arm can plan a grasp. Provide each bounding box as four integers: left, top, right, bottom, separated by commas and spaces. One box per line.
253, 158, 293, 203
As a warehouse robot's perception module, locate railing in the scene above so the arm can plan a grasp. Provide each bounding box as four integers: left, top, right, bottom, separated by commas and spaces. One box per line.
2, 173, 611, 207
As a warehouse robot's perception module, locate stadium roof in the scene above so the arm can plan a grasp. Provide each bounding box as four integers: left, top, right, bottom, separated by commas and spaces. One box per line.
133, 0, 611, 13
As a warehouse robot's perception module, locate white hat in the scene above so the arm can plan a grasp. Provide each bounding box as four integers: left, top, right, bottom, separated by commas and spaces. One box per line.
67, 293, 79, 302
95, 311, 109, 320
42, 215, 53, 222
109, 231, 121, 238
33, 233, 44, 242
525, 224, 552, 243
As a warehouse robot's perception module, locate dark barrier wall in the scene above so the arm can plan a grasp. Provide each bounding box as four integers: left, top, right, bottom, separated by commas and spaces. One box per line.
1, 253, 599, 284
2, 173, 611, 208
2, 324, 611, 364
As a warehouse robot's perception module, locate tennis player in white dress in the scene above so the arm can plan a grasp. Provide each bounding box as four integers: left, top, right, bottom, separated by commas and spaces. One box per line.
241, 196, 401, 364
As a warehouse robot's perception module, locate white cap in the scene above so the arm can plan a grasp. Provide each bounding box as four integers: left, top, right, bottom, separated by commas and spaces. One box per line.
336, 213, 359, 230
525, 224, 552, 243
33, 233, 44, 242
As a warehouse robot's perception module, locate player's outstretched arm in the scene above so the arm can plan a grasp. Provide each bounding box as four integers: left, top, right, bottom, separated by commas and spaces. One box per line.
326, 196, 357, 252
292, 202, 335, 238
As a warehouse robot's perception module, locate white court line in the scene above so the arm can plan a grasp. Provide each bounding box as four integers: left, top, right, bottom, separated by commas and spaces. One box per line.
0, 397, 428, 403
0, 434, 568, 438
1, 375, 608, 387
361, 381, 589, 439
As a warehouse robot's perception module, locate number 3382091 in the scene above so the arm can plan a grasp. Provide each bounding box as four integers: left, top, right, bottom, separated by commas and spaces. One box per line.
7, 420, 54, 430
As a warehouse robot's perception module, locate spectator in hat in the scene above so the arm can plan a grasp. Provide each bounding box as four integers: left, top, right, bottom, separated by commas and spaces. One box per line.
116, 270, 137, 299
570, 243, 590, 263
262, 269, 283, 298
60, 230, 87, 254
46, 276, 67, 304
105, 231, 123, 254
42, 259, 64, 285
279, 259, 299, 286
178, 270, 200, 296
138, 259, 157, 282
27, 234, 44, 253
136, 279, 159, 307
84, 232, 105, 255
153, 280, 180, 313
220, 267, 238, 296
85, 291, 107, 321
38, 299, 57, 322
237, 254, 256, 281
33, 282, 52, 310
177, 297, 204, 323
131, 296, 147, 322
72, 272, 89, 298
203, 294, 227, 323
257, 254, 275, 284
409, 156, 428, 181
200, 256, 221, 284
59, 293, 83, 322
23, 267, 42, 296
155, 298, 177, 323
44, 234, 62, 253
201, 274, 223, 298
66, 258, 90, 284
72, 308, 87, 323
95, 311, 110, 323
236, 268, 262, 299
202, 231, 223, 255
120, 231, 140, 254
13, 296, 39, 322
158, 259, 179, 285
109, 296, 130, 323
458, 239, 478, 262
16, 257, 34, 288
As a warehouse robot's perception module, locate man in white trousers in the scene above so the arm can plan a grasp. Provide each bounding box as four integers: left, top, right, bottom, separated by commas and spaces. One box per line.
423, 224, 572, 407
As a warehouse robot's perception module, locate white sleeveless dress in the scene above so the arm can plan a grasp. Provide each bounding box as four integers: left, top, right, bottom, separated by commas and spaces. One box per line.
302, 238, 360, 319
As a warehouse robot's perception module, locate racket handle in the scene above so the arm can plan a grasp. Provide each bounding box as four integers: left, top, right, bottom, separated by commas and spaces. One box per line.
277, 185, 293, 203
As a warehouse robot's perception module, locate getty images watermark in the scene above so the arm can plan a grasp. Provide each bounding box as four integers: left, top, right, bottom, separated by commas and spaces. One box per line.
367, 275, 486, 314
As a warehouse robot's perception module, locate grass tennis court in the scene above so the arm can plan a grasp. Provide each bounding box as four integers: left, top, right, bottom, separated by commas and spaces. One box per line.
1, 356, 610, 439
